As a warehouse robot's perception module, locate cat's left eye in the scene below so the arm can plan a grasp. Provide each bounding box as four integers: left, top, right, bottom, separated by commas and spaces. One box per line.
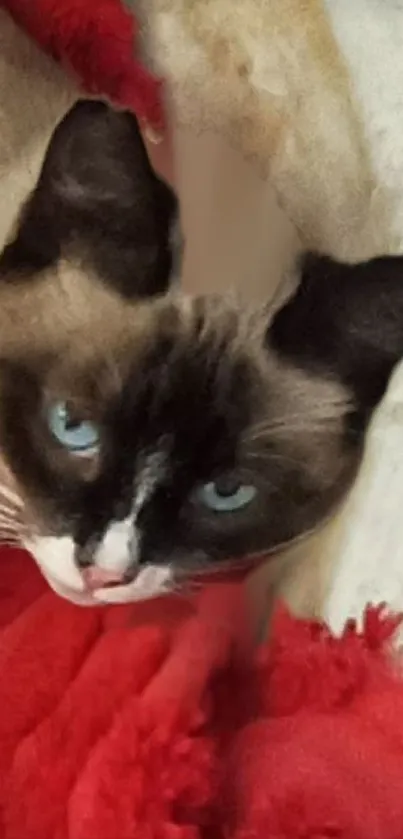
196, 477, 257, 513
48, 401, 100, 456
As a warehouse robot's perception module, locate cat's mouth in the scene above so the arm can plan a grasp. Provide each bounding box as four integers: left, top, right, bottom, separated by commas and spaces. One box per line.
81, 565, 138, 591
40, 562, 174, 607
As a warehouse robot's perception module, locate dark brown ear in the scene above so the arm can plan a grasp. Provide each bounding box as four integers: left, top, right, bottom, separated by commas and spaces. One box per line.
0, 99, 177, 298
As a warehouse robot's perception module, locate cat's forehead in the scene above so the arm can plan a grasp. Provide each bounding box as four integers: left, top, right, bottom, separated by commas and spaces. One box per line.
42, 293, 268, 395
96, 295, 266, 426
91, 294, 351, 460
17, 295, 265, 476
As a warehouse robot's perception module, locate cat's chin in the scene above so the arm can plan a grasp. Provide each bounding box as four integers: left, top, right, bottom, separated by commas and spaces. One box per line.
43, 566, 175, 607
23, 534, 174, 606
45, 575, 105, 607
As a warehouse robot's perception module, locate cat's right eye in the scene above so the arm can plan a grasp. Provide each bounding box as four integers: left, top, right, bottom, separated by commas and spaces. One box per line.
48, 401, 100, 456
195, 477, 257, 513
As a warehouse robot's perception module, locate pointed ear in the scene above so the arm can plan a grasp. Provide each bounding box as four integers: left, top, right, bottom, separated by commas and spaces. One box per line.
0, 100, 177, 298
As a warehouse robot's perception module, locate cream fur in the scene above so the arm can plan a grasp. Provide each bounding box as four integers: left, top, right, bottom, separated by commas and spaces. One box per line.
141, 0, 403, 262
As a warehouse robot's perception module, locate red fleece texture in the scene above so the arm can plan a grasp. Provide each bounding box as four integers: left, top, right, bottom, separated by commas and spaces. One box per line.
0, 547, 402, 838
3, 0, 165, 129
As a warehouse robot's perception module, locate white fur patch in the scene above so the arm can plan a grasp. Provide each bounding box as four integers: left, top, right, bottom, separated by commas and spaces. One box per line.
24, 449, 169, 605
90, 452, 166, 577
24, 534, 83, 590
25, 531, 174, 606
94, 516, 134, 574
23, 534, 101, 606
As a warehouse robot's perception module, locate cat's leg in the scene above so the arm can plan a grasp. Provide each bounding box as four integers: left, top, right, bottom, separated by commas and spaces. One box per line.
172, 121, 299, 303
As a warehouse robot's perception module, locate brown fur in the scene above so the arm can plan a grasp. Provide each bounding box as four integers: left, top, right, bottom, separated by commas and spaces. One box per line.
0, 285, 357, 554
0, 260, 152, 361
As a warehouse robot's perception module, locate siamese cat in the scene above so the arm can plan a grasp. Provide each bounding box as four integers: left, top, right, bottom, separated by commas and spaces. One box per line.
1, 95, 403, 611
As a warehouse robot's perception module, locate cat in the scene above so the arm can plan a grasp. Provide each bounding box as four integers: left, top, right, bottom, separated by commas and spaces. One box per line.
2, 10, 403, 619
1, 92, 403, 609
137, 0, 403, 265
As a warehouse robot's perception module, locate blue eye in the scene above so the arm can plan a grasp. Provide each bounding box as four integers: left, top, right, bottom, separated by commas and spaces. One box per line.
197, 480, 257, 513
48, 402, 100, 455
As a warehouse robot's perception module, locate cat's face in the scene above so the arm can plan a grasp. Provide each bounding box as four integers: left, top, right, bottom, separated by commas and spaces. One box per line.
0, 292, 360, 605
0, 97, 361, 605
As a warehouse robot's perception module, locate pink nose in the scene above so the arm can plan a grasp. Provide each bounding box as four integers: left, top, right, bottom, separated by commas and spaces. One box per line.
82, 567, 125, 591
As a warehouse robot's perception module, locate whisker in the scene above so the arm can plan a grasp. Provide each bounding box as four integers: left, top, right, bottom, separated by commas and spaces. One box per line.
0, 539, 23, 548
0, 508, 25, 524
243, 450, 304, 470
0, 528, 24, 539
0, 511, 23, 525
0, 486, 24, 509
0, 481, 28, 542
0, 496, 22, 509
0, 511, 24, 523
0, 521, 30, 535
245, 401, 352, 442
0, 527, 22, 537
246, 419, 341, 442
0, 516, 22, 530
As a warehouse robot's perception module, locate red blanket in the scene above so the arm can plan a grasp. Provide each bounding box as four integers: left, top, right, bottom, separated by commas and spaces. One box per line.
1, 547, 403, 838
3, 0, 164, 130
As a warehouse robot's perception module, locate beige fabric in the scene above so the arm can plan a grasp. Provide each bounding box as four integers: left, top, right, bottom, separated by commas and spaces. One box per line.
0, 10, 77, 250
172, 120, 299, 304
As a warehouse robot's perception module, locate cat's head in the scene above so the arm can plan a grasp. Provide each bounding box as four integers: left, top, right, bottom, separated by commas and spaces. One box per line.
0, 288, 361, 605
0, 98, 362, 606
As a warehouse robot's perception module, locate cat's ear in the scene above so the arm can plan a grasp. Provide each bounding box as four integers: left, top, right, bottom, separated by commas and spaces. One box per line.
34, 99, 167, 227
0, 99, 177, 297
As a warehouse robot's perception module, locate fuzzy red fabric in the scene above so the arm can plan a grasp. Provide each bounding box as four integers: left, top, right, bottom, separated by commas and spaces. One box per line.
3, 0, 165, 130
0, 546, 402, 838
